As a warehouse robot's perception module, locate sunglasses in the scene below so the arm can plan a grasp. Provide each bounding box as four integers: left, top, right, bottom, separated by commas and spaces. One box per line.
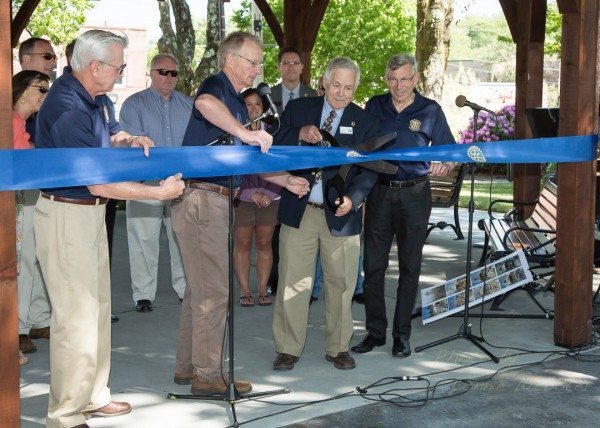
29, 85, 49, 94
97, 60, 127, 76
152, 68, 178, 77
29, 52, 58, 61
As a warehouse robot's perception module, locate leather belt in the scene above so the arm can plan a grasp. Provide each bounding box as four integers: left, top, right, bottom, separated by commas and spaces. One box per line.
185, 180, 239, 198
378, 176, 428, 188
307, 202, 325, 209
41, 193, 108, 205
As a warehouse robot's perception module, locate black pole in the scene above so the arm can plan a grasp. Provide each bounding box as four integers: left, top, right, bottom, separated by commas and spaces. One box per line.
415, 108, 499, 363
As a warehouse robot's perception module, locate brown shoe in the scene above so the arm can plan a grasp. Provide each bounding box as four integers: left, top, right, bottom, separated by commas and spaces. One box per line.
84, 401, 131, 418
191, 376, 252, 395
273, 353, 299, 371
29, 326, 50, 339
174, 372, 193, 385
325, 352, 356, 370
19, 334, 37, 354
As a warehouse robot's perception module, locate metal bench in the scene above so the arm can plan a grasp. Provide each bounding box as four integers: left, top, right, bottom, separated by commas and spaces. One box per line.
426, 163, 467, 240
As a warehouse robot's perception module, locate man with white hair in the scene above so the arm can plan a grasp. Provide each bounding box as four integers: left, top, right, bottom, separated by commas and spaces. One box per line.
35, 30, 184, 427
119, 53, 192, 312
271, 57, 379, 371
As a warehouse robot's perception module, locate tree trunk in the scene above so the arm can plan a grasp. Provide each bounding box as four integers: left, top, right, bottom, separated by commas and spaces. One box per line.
195, 0, 220, 84
157, 0, 196, 95
415, 0, 454, 101
254, 0, 330, 84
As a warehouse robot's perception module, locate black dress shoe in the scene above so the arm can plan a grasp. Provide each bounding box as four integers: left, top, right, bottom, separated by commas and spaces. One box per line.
350, 333, 386, 353
135, 299, 153, 312
111, 314, 119, 323
352, 293, 365, 304
392, 337, 411, 357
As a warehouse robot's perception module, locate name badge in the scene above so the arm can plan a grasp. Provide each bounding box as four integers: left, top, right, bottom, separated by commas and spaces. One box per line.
340, 126, 353, 135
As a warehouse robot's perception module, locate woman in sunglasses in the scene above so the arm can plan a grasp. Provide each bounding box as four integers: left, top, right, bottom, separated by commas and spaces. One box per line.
12, 70, 50, 366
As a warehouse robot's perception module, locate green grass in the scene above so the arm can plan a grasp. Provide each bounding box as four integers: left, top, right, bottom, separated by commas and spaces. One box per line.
458, 181, 514, 212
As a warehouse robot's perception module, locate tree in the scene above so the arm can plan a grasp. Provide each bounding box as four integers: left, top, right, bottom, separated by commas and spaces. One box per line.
12, 0, 93, 45
544, 3, 561, 57
233, 0, 415, 103
157, 0, 220, 95
415, 0, 454, 101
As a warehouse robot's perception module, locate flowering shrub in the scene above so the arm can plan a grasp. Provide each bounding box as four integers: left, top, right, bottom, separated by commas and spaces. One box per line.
457, 104, 515, 143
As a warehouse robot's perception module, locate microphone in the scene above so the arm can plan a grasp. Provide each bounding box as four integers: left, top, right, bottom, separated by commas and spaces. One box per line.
256, 82, 279, 120
455, 95, 496, 115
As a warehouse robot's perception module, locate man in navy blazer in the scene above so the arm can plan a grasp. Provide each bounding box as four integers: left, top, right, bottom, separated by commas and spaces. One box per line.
271, 47, 317, 115
271, 57, 379, 371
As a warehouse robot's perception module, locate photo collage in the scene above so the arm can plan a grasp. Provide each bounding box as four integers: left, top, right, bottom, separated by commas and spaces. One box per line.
421, 250, 532, 324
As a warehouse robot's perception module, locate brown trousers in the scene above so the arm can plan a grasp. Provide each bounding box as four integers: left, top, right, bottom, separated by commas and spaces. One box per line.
171, 188, 229, 382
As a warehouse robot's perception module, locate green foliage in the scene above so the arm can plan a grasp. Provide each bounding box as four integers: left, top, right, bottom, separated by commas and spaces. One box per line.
12, 0, 93, 46
450, 14, 514, 63
232, 0, 415, 103
545, 3, 561, 57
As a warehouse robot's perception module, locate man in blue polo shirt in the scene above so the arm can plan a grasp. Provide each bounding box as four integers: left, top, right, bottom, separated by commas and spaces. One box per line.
351, 53, 455, 358
119, 53, 192, 313
172, 31, 308, 395
34, 30, 184, 428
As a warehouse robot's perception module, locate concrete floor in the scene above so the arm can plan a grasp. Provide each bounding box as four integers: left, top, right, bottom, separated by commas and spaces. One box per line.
19, 207, 600, 427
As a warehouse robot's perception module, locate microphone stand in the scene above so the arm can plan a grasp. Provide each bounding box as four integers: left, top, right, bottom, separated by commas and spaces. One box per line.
167, 111, 289, 427
415, 107, 499, 363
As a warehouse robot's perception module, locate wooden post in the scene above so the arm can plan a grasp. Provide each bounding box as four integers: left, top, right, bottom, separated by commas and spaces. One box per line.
510, 0, 545, 218
0, 0, 20, 425
554, 0, 597, 347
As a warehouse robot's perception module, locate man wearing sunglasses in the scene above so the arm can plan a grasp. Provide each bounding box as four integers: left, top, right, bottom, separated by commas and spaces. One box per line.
119, 54, 192, 314
15, 37, 57, 357
19, 37, 57, 77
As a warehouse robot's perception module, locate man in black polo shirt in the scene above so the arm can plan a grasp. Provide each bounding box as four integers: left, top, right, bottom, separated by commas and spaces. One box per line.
173, 31, 308, 395
35, 30, 184, 427
351, 53, 455, 358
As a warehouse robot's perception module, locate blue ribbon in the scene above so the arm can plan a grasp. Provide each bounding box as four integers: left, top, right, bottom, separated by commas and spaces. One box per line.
0, 135, 596, 191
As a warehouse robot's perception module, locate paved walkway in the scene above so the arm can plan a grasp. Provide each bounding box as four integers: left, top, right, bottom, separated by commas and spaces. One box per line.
19, 207, 599, 427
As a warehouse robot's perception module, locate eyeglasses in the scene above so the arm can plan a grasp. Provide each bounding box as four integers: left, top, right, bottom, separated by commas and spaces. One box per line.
151, 68, 179, 77
231, 52, 264, 69
98, 60, 127, 76
385, 73, 416, 85
29, 52, 57, 61
281, 61, 301, 67
29, 85, 49, 94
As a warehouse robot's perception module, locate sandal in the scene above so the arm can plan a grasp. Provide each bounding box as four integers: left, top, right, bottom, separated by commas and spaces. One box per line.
258, 295, 272, 306
240, 295, 255, 307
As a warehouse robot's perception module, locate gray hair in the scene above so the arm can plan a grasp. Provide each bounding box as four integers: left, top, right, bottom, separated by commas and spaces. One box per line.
386, 53, 418, 74
323, 57, 361, 88
151, 53, 179, 69
217, 31, 263, 69
71, 30, 128, 73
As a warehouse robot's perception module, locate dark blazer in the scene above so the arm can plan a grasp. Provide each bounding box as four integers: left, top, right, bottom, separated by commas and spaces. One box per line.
275, 96, 379, 237
271, 83, 317, 115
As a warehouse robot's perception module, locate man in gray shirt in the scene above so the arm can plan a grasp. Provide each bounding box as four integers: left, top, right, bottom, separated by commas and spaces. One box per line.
119, 53, 192, 312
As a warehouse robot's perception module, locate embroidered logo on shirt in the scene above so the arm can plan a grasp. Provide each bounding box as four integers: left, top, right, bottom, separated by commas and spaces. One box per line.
409, 119, 421, 132
103, 106, 109, 123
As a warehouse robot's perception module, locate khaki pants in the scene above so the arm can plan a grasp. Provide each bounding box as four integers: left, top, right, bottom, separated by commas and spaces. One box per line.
171, 188, 229, 382
126, 199, 186, 302
18, 189, 51, 334
273, 206, 359, 357
34, 196, 111, 428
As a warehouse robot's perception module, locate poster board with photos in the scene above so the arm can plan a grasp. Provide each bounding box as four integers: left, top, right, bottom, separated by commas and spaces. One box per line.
421, 250, 533, 324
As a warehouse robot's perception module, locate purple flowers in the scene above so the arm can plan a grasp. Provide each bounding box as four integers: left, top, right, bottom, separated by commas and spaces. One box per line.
458, 104, 515, 144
